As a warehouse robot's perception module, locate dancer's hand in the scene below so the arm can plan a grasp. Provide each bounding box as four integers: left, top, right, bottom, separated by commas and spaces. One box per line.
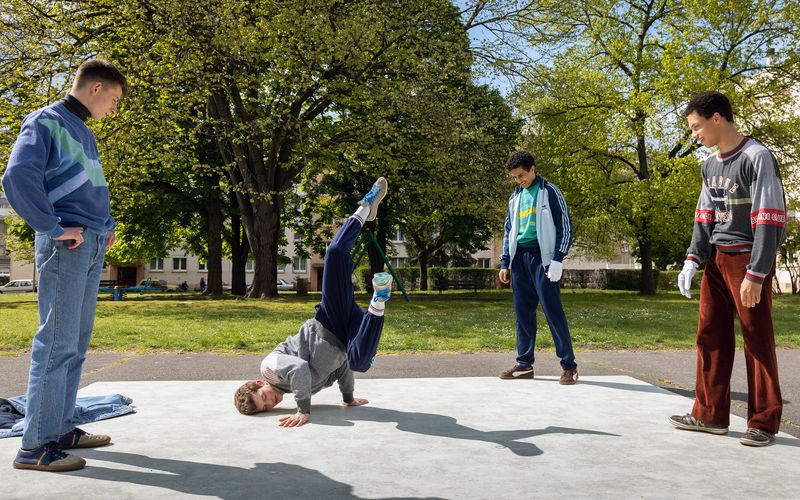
343, 398, 369, 407
740, 279, 762, 308
54, 227, 84, 249
279, 411, 310, 428
499, 269, 509, 284
677, 260, 698, 298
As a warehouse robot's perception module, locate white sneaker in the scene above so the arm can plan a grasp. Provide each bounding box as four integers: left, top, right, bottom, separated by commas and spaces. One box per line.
372, 272, 392, 302
360, 177, 388, 221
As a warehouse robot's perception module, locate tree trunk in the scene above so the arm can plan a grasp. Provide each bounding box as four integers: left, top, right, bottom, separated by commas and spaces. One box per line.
418, 251, 430, 291
246, 198, 281, 298
229, 202, 249, 296
204, 173, 224, 297
638, 237, 656, 295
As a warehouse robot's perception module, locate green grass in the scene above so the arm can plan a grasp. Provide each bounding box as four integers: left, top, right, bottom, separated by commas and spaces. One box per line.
1, 289, 799, 354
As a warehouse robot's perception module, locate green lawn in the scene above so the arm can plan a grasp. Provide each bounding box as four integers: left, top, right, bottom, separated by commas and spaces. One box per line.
1, 289, 799, 355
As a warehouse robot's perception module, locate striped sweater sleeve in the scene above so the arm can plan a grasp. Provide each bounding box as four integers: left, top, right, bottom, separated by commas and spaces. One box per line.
547, 183, 573, 262
746, 151, 786, 284
1, 115, 65, 237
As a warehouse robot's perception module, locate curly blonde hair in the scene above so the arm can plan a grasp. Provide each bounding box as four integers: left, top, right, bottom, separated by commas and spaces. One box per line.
234, 380, 262, 415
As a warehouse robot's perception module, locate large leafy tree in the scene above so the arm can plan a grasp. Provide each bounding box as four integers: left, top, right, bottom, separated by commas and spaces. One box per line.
1, 0, 471, 298
511, 0, 800, 294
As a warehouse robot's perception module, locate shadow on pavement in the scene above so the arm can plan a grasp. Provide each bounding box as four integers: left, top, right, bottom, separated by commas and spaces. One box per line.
311, 405, 618, 457
75, 450, 443, 500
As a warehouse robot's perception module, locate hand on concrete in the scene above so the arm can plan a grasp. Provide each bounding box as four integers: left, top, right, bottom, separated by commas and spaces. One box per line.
279, 411, 310, 428
740, 279, 762, 308
343, 398, 369, 407
677, 260, 698, 298
546, 261, 563, 282
499, 269, 510, 284
54, 227, 84, 249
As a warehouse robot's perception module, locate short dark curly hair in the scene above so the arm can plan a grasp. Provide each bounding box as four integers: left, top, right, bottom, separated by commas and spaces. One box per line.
506, 150, 535, 171
684, 91, 733, 123
234, 380, 262, 415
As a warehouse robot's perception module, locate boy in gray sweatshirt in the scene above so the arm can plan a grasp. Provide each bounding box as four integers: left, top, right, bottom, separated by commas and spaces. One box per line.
234, 178, 392, 427
670, 91, 786, 447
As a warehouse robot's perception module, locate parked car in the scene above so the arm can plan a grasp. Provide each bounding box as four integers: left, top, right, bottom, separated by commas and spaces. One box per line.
134, 278, 180, 292
0, 279, 35, 293
277, 278, 295, 291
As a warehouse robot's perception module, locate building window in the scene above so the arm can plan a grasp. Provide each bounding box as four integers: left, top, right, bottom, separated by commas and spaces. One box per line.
293, 231, 304, 242
198, 261, 207, 272
475, 258, 491, 269
292, 256, 307, 273
277, 263, 286, 273
149, 258, 164, 271
246, 259, 254, 272
391, 257, 407, 268
173, 257, 187, 271
391, 229, 404, 242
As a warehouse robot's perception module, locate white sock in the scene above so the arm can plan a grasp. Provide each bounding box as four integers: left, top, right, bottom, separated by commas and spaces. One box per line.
368, 299, 385, 316
352, 206, 369, 224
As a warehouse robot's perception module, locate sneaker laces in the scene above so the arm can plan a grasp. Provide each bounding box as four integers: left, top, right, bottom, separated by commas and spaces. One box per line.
745, 428, 769, 439
43, 442, 69, 461
362, 185, 380, 204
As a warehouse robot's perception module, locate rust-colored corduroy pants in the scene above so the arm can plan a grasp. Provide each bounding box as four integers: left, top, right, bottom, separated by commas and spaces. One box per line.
692, 250, 782, 434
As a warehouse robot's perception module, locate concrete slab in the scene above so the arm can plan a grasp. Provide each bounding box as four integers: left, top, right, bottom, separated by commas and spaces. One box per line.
1, 377, 799, 499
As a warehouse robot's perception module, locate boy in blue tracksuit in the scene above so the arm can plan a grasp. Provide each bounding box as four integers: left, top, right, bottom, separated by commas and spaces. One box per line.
498, 150, 578, 384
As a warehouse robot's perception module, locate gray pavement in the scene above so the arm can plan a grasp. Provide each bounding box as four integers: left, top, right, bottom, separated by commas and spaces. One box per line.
1, 377, 799, 499
1, 349, 799, 437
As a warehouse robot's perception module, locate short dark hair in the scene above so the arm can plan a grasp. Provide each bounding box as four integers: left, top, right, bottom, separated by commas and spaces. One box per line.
684, 91, 733, 123
74, 59, 129, 97
506, 150, 535, 171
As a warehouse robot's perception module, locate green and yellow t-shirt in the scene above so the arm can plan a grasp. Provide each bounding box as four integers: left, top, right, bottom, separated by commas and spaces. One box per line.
517, 178, 541, 247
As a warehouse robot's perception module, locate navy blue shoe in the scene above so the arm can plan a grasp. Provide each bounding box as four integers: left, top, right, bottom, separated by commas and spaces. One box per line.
57, 427, 111, 449
13, 442, 86, 472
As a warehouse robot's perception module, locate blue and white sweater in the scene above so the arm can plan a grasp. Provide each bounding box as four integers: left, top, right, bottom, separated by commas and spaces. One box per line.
500, 177, 573, 269
1, 95, 114, 238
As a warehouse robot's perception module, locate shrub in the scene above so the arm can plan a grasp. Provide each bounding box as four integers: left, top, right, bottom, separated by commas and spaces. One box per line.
427, 267, 497, 289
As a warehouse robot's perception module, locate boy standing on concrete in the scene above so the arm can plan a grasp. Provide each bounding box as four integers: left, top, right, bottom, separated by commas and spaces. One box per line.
234, 178, 392, 427
498, 151, 578, 384
670, 91, 786, 447
2, 59, 127, 472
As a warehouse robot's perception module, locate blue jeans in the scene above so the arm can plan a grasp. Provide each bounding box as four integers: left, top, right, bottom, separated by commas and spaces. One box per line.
21, 230, 107, 449
511, 246, 577, 370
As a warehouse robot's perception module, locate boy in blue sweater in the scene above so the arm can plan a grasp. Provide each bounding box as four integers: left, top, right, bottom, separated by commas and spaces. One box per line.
2, 59, 127, 472
498, 150, 578, 384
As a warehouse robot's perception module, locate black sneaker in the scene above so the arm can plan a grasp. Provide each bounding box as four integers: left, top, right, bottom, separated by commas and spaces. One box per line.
740, 428, 775, 447
668, 413, 728, 435
13, 442, 86, 472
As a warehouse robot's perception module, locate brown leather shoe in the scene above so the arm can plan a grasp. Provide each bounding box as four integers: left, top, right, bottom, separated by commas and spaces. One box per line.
559, 369, 578, 385
500, 364, 533, 380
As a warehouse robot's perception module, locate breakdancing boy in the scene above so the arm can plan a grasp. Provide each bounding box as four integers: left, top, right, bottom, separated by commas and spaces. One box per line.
234, 178, 392, 427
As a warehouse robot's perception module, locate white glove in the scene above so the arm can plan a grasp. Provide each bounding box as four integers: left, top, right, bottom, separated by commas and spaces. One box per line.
546, 260, 563, 282
678, 260, 698, 298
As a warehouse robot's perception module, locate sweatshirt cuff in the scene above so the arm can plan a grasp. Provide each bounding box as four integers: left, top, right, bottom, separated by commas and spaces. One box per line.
686, 254, 702, 265
46, 225, 65, 238
296, 398, 311, 414
745, 271, 766, 284
342, 392, 355, 404
553, 252, 565, 263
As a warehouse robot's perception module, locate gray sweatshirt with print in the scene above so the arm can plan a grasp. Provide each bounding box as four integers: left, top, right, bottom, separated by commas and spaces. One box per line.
686, 138, 787, 284
260, 319, 355, 413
